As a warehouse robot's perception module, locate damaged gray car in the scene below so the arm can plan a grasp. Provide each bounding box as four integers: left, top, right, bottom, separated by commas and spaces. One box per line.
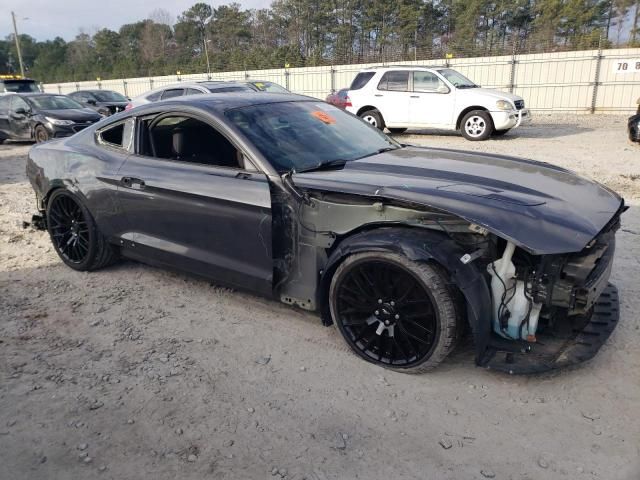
26, 93, 625, 374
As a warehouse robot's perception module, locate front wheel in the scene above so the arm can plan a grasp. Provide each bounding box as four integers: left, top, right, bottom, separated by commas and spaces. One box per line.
46, 189, 118, 271
460, 110, 493, 141
34, 125, 50, 143
359, 109, 385, 131
329, 252, 459, 373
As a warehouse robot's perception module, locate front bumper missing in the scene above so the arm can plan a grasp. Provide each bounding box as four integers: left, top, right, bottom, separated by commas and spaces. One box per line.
483, 284, 619, 374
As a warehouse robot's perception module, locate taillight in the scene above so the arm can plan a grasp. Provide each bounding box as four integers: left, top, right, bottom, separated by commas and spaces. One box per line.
345, 95, 352, 108
125, 103, 133, 111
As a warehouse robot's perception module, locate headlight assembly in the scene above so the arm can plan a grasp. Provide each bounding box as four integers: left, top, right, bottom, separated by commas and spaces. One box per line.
495, 100, 513, 111
45, 117, 75, 126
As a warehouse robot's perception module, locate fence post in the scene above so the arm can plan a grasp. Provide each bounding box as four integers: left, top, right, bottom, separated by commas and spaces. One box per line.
285, 69, 290, 90
149, 78, 154, 90
75, 82, 80, 92
57, 85, 62, 94
590, 36, 604, 114
123, 80, 128, 97
245, 71, 249, 80
509, 43, 517, 93
330, 66, 335, 94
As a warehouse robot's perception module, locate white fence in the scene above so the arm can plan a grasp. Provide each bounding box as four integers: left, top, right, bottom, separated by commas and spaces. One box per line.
43, 47, 640, 114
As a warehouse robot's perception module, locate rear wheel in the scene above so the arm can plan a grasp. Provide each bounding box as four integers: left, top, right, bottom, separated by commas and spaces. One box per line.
329, 252, 459, 373
46, 190, 118, 271
34, 125, 50, 143
359, 109, 385, 131
388, 128, 407, 134
460, 110, 493, 141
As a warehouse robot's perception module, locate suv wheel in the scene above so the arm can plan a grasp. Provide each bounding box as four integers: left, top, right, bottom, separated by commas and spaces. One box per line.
359, 109, 385, 131
460, 110, 493, 141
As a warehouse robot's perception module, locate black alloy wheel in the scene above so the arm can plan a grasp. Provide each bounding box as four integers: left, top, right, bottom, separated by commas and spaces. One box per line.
46, 190, 118, 271
330, 252, 459, 373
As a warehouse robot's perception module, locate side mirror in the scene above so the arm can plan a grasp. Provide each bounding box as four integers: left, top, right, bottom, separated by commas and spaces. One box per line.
87, 99, 97, 105
14, 107, 28, 115
437, 85, 450, 94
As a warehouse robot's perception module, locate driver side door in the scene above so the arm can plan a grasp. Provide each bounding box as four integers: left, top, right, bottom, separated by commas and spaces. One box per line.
408, 71, 455, 127
9, 96, 32, 139
115, 112, 274, 296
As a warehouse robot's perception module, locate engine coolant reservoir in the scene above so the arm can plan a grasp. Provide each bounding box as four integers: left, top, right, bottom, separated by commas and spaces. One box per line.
488, 242, 542, 341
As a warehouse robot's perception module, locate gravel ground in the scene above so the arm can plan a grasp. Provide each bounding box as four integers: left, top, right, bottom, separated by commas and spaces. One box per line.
1, 114, 639, 480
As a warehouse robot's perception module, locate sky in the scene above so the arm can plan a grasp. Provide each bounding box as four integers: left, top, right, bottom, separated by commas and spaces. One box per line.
1, 0, 270, 42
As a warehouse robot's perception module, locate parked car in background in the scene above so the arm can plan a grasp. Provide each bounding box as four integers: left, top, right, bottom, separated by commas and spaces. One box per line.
245, 80, 289, 93
0, 93, 102, 143
628, 97, 640, 143
68, 90, 129, 116
26, 93, 624, 374
326, 88, 350, 109
346, 66, 530, 140
0, 75, 40, 94
127, 81, 254, 109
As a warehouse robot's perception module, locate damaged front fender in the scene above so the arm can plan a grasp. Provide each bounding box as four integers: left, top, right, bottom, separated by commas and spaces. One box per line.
318, 227, 493, 365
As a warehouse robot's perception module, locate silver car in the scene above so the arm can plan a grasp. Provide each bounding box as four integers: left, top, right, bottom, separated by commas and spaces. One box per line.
127, 81, 254, 110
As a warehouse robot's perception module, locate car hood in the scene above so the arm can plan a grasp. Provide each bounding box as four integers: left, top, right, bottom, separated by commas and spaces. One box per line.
39, 108, 102, 122
457, 88, 523, 103
292, 146, 623, 254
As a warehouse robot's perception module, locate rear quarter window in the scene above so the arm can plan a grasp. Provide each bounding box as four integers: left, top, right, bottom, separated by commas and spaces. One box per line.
349, 72, 375, 90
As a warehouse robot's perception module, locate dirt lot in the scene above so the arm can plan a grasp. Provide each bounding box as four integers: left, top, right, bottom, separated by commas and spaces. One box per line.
1, 115, 639, 480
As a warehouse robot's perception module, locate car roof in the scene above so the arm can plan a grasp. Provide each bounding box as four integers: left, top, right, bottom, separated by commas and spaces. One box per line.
75, 89, 120, 94
358, 65, 448, 72
133, 92, 313, 114
14, 92, 63, 98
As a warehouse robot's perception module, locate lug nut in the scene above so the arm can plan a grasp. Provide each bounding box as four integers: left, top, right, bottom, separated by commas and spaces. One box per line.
395, 314, 400, 320
385, 320, 390, 326
378, 299, 383, 304
390, 301, 395, 306
375, 310, 379, 316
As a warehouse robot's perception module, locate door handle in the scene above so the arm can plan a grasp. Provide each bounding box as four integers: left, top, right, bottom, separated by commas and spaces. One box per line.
374, 94, 384, 97
410, 95, 420, 98
121, 177, 145, 190
235, 171, 252, 180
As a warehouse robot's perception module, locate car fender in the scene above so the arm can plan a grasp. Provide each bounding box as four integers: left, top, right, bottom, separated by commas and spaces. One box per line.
317, 227, 493, 365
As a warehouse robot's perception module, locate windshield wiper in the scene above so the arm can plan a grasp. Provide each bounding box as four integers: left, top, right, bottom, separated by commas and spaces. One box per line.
457, 85, 479, 89
356, 146, 401, 160
296, 159, 348, 173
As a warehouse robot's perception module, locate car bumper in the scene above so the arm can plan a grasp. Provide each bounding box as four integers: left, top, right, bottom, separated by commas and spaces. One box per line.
46, 122, 96, 138
491, 108, 531, 130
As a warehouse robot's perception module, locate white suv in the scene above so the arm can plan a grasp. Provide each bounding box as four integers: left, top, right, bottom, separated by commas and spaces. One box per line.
346, 66, 530, 140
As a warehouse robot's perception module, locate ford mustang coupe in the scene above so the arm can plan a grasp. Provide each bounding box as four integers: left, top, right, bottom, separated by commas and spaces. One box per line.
26, 93, 625, 374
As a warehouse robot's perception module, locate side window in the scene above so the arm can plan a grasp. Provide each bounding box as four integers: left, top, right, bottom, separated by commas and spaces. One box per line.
413, 72, 447, 92
350, 72, 375, 90
185, 88, 203, 96
10, 96, 30, 112
377, 71, 409, 92
97, 118, 134, 152
147, 91, 162, 102
160, 89, 184, 100
139, 115, 249, 170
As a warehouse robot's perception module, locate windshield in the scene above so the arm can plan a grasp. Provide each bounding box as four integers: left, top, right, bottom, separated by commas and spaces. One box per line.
226, 101, 399, 173
4, 80, 40, 93
251, 81, 289, 93
27, 95, 85, 110
436, 69, 478, 89
92, 91, 128, 102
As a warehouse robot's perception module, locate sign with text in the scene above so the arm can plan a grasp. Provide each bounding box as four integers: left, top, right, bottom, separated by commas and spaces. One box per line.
613, 59, 640, 74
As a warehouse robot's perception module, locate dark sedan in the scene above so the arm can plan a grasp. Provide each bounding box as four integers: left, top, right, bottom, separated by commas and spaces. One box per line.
629, 97, 640, 143
0, 93, 102, 143
26, 93, 625, 374
68, 90, 129, 116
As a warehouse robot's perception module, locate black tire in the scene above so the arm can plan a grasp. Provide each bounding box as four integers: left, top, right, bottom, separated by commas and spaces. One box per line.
34, 125, 50, 143
46, 189, 118, 271
460, 110, 493, 141
359, 109, 385, 131
329, 252, 459, 373
388, 128, 407, 134
0, 138, 5, 145
492, 129, 511, 136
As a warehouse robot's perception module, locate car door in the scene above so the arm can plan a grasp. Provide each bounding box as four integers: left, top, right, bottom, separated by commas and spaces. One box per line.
408, 71, 455, 127
374, 70, 410, 126
9, 96, 32, 139
115, 112, 274, 296
0, 96, 11, 138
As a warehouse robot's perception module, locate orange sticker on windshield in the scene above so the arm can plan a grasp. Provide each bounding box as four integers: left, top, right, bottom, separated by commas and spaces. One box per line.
311, 111, 336, 124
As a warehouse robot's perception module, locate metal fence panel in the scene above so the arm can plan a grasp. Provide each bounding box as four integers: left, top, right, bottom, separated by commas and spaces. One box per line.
43, 47, 640, 114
